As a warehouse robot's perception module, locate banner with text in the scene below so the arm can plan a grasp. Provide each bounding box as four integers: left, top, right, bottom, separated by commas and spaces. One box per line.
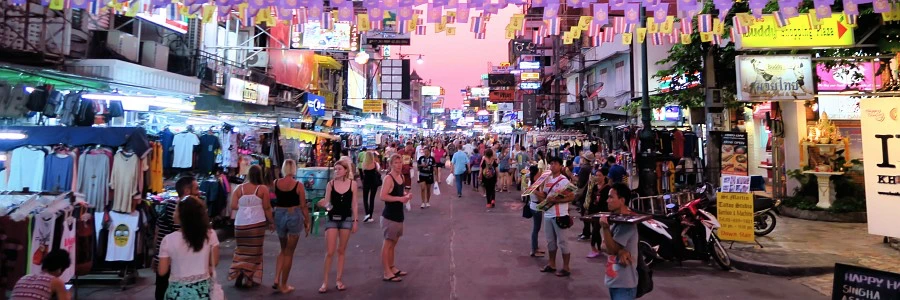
363, 99, 384, 113
860, 98, 900, 238
716, 192, 755, 243
522, 94, 537, 126
720, 132, 749, 176
735, 55, 814, 102
831, 263, 900, 300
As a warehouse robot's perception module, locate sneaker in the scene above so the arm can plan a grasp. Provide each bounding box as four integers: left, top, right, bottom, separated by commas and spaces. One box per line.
364, 214, 371, 222
486, 203, 492, 208
426, 203, 431, 208
420, 203, 426, 209
586, 251, 602, 258
491, 200, 496, 208
458, 194, 462, 198
577, 234, 590, 241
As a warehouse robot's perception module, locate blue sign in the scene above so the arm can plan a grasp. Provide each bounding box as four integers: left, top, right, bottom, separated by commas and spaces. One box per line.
519, 82, 541, 90
306, 94, 326, 117
477, 115, 491, 123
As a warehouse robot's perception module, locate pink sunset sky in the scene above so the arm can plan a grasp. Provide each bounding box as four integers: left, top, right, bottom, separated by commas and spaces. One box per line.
400, 6, 521, 109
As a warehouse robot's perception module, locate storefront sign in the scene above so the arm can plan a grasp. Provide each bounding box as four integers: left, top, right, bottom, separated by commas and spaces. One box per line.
488, 74, 516, 87
498, 103, 514, 111
422, 86, 443, 96
716, 192, 755, 243
489, 90, 514, 102
735, 55, 814, 102
832, 263, 900, 300
519, 61, 541, 70
520, 82, 541, 90
136, 8, 188, 34
430, 108, 446, 114
470, 87, 490, 97
487, 104, 499, 111
735, 13, 854, 50
363, 99, 383, 113
305, 94, 325, 117
296, 22, 353, 50
860, 98, 900, 238
816, 62, 884, 92
721, 132, 749, 176
818, 95, 861, 120
652, 105, 681, 121
522, 94, 537, 126
225, 77, 270, 105
521, 72, 540, 80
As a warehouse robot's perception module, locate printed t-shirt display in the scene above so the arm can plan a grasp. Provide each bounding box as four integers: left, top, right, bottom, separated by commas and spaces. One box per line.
6, 147, 46, 191
110, 151, 140, 213
42, 154, 74, 192
76, 151, 111, 209
171, 132, 199, 168
198, 134, 221, 174
106, 211, 139, 261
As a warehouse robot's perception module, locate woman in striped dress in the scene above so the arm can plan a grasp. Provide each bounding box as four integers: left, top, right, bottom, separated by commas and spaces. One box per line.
229, 165, 274, 288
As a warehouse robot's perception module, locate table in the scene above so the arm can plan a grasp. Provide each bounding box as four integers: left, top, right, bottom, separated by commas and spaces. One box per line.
802, 171, 845, 209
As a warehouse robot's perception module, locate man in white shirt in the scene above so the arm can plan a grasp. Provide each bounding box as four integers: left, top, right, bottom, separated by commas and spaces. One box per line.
463, 141, 475, 156
533, 157, 575, 277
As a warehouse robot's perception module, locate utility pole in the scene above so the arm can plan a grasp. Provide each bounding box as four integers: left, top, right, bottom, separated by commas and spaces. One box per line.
553, 35, 561, 129
637, 6, 658, 196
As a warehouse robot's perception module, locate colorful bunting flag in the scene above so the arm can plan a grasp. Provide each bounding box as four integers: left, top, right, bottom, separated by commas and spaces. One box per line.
475, 32, 486, 39
544, 17, 560, 35
652, 3, 668, 22
415, 25, 427, 35
457, 5, 470, 23
624, 3, 640, 24
613, 16, 625, 33
636, 28, 647, 44
588, 23, 602, 37
532, 29, 545, 44
603, 28, 614, 42
591, 33, 603, 47
447, 27, 457, 35
773, 11, 789, 27
813, 0, 833, 19
650, 32, 662, 45
622, 32, 633, 44
593, 3, 609, 26
697, 14, 711, 32
712, 0, 732, 20
680, 18, 692, 34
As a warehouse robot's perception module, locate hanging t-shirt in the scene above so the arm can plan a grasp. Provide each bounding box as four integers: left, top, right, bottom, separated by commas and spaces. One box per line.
42, 153, 74, 192
197, 134, 221, 174
77, 152, 111, 209
110, 151, 140, 213
171, 132, 199, 168
29, 211, 57, 274
7, 147, 46, 191
59, 216, 76, 282
105, 211, 139, 262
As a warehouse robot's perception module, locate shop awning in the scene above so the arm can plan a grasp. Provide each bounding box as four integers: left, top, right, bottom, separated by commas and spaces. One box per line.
281, 127, 338, 143
315, 55, 342, 70
0, 64, 109, 91
0, 126, 150, 154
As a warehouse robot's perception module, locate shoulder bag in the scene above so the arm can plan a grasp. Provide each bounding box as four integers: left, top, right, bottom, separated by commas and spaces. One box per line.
545, 177, 572, 229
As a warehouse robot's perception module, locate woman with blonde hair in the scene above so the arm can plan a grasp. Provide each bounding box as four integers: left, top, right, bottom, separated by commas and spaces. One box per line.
271, 159, 310, 294
229, 165, 274, 288
361, 148, 381, 222
317, 159, 359, 293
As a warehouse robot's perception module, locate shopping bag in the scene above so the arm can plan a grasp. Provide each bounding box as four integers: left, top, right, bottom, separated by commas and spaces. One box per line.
446, 173, 455, 186
433, 183, 441, 195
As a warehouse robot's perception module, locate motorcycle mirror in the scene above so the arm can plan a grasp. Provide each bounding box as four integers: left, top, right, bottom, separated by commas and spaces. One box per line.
666, 203, 676, 209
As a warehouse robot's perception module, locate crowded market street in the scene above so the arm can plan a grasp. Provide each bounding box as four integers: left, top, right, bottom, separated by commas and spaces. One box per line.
77, 177, 826, 300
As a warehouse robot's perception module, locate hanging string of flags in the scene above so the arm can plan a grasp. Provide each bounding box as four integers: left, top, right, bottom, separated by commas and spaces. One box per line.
23, 0, 900, 44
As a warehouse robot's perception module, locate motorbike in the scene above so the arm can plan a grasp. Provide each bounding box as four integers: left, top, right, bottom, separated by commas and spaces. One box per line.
637, 186, 732, 271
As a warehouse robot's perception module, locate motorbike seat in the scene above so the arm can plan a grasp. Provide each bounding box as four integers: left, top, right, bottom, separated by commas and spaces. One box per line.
754, 197, 775, 211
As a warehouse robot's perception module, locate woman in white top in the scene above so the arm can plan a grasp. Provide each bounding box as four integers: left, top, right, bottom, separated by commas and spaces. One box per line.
158, 196, 220, 300
228, 165, 274, 288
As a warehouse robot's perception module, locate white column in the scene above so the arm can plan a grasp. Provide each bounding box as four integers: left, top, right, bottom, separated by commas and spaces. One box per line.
781, 101, 807, 195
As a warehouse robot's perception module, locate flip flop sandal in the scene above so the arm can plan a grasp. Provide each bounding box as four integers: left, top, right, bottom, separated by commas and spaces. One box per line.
539, 266, 556, 273
336, 282, 347, 291
382, 275, 403, 282
556, 270, 571, 277
394, 270, 409, 276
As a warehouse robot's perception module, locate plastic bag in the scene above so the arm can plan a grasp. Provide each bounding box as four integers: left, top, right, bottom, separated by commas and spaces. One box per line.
433, 183, 441, 195
446, 173, 455, 186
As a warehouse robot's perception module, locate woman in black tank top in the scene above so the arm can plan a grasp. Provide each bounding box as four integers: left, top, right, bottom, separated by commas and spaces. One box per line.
272, 160, 309, 294
380, 154, 411, 282
317, 160, 358, 293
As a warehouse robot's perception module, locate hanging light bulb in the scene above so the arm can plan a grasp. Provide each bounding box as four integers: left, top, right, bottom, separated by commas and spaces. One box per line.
417, 55, 424, 64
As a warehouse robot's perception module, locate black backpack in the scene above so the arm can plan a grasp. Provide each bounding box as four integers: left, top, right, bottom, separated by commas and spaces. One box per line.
636, 252, 654, 298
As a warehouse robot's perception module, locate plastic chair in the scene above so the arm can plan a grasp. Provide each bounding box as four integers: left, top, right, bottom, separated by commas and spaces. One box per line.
307, 196, 325, 236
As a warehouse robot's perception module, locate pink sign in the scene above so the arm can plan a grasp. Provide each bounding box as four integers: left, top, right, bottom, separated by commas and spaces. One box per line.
816, 62, 883, 92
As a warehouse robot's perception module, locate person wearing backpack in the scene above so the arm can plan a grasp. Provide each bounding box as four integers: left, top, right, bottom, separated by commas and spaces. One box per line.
600, 183, 640, 300
480, 149, 499, 208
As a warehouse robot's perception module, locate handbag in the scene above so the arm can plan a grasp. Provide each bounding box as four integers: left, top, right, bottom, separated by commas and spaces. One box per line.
522, 196, 533, 219
636, 251, 654, 298
554, 205, 573, 229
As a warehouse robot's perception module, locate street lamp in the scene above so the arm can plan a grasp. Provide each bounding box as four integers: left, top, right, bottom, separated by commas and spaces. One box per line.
416, 55, 424, 64
354, 51, 370, 65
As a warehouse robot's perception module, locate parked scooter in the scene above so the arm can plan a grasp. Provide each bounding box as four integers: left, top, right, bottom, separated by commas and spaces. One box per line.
637, 186, 732, 271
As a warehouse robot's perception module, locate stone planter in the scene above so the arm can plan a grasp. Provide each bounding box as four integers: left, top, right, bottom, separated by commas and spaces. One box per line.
779, 206, 867, 223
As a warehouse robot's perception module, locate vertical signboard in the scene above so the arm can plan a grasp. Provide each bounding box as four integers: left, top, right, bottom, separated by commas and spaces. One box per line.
716, 192, 755, 243
720, 132, 749, 176
860, 98, 900, 238
522, 94, 537, 126
380, 59, 411, 99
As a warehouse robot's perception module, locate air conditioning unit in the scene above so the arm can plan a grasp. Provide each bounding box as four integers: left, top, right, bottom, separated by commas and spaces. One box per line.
140, 41, 170, 70
106, 30, 139, 62
247, 52, 269, 68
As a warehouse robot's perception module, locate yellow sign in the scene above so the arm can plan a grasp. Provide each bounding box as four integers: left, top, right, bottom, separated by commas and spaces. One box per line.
736, 13, 854, 50
521, 72, 540, 80
716, 192, 755, 243
362, 99, 383, 113
499, 62, 511, 68
487, 103, 498, 111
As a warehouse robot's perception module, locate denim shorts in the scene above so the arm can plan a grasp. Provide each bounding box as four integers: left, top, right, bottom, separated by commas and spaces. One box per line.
274, 207, 304, 238
325, 218, 354, 230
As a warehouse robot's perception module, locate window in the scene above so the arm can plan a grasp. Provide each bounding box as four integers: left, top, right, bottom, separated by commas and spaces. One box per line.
614, 62, 626, 93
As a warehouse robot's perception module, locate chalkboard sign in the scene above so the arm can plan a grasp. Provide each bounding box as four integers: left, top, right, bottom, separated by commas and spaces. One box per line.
832, 263, 900, 300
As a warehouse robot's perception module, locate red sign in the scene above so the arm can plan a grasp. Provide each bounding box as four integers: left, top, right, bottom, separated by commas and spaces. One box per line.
489, 90, 514, 102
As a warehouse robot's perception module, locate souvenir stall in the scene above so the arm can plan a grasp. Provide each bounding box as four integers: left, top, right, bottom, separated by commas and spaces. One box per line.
0, 126, 156, 293
280, 128, 340, 168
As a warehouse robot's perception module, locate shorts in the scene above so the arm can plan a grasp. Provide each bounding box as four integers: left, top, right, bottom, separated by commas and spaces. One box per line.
381, 217, 404, 241
499, 168, 509, 173
325, 217, 354, 230
273, 207, 304, 238
418, 176, 435, 185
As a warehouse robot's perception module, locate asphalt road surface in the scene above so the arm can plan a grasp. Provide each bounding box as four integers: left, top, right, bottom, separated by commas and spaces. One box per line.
78, 176, 825, 300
